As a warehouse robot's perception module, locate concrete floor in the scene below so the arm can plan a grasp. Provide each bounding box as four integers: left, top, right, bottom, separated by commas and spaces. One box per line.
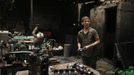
0, 48, 116, 75
0, 55, 116, 75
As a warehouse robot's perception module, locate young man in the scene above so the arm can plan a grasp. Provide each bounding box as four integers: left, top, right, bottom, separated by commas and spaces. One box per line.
77, 16, 100, 69
32, 24, 44, 48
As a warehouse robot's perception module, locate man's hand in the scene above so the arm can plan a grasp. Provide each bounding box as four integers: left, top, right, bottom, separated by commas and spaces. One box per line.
77, 48, 83, 51
84, 46, 89, 49
77, 47, 86, 51
35, 24, 40, 27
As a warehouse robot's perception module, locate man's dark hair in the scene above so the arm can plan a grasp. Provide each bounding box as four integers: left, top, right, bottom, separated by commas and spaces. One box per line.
81, 16, 90, 22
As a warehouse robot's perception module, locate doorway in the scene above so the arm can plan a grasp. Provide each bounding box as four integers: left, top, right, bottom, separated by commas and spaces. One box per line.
103, 6, 117, 60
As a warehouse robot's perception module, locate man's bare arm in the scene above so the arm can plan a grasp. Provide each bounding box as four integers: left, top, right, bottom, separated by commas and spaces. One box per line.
32, 26, 38, 38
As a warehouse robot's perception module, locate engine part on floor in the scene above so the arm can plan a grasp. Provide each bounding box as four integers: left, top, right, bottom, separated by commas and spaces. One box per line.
4, 51, 33, 64
72, 63, 93, 75
51, 68, 78, 75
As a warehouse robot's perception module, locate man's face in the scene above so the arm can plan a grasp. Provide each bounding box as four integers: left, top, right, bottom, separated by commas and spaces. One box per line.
81, 19, 90, 28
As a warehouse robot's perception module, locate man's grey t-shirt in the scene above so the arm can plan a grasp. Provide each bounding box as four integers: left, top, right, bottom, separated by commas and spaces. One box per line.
77, 27, 99, 57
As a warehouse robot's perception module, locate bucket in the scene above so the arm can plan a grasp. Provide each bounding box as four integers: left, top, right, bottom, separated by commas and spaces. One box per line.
64, 44, 71, 58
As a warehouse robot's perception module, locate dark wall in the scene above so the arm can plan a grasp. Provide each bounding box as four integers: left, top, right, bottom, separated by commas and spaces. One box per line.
90, 5, 117, 60
116, 2, 134, 68
0, 0, 76, 39
116, 2, 134, 42
0, 0, 30, 33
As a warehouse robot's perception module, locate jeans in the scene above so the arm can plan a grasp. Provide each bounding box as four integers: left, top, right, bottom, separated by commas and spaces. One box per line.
82, 56, 97, 69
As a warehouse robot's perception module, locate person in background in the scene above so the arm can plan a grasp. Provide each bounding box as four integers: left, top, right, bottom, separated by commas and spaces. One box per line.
30, 24, 44, 75
77, 16, 100, 69
32, 24, 44, 49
